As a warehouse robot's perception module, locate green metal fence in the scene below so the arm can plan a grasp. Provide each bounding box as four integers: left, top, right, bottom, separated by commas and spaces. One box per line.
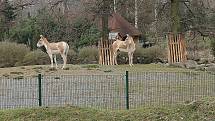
0, 71, 215, 110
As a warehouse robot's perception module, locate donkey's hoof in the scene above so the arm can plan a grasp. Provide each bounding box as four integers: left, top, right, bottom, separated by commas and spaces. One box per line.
49, 68, 57, 71
62, 67, 69, 70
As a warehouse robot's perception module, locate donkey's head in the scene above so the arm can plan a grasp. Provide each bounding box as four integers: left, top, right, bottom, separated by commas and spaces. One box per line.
125, 34, 134, 44
115, 33, 122, 40
37, 35, 46, 47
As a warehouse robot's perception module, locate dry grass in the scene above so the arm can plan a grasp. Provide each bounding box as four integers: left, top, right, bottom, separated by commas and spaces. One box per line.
0, 98, 215, 121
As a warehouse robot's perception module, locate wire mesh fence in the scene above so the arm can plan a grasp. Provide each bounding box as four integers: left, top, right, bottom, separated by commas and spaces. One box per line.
42, 74, 126, 109
129, 72, 215, 108
0, 71, 215, 110
0, 76, 38, 109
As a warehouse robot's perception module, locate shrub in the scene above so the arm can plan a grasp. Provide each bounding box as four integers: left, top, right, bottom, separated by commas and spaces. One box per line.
116, 52, 127, 64
67, 49, 78, 64
78, 46, 98, 64
0, 42, 30, 68
116, 45, 166, 64
141, 45, 166, 64
16, 47, 78, 66
16, 50, 50, 66
211, 37, 215, 57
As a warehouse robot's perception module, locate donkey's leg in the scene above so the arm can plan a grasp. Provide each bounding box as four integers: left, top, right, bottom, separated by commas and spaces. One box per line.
113, 52, 116, 65
61, 54, 67, 69
131, 52, 134, 66
63, 55, 67, 69
54, 55, 58, 69
113, 51, 118, 65
49, 54, 54, 68
112, 51, 116, 65
128, 52, 132, 66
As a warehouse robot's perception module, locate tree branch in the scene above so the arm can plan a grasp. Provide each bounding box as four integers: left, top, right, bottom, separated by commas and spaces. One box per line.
14, 0, 37, 9
50, 0, 64, 10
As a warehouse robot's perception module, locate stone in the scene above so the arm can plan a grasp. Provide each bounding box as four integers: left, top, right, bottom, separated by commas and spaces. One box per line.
195, 64, 206, 71
184, 60, 198, 69
206, 65, 215, 72
170, 62, 185, 68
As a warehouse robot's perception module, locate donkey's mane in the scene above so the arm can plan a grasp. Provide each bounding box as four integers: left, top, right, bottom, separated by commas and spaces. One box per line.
122, 36, 127, 41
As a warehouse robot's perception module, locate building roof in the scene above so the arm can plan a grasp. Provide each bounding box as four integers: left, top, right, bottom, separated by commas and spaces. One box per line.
108, 13, 141, 37
99, 12, 141, 37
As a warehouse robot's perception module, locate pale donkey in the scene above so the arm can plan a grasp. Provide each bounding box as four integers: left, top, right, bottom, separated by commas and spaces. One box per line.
37, 35, 69, 69
112, 34, 136, 66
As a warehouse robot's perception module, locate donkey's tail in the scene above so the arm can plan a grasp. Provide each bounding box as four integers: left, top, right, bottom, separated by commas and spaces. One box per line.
64, 42, 69, 56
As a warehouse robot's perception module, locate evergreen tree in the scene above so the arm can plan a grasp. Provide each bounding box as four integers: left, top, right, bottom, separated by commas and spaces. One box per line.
0, 0, 17, 40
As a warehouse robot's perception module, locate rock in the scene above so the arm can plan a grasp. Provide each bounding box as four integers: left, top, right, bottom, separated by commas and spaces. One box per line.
205, 63, 215, 67
206, 65, 215, 72
195, 64, 206, 71
170, 62, 185, 68
184, 60, 198, 69
157, 62, 164, 65
197, 58, 209, 64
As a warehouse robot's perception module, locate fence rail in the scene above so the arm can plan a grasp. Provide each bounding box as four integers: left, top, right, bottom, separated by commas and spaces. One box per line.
0, 71, 215, 110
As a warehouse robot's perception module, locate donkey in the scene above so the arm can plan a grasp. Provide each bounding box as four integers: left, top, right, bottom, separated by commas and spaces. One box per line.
112, 34, 136, 66
37, 35, 69, 69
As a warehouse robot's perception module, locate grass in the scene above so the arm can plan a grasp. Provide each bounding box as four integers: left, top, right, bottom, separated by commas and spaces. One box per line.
0, 64, 193, 78
0, 98, 215, 121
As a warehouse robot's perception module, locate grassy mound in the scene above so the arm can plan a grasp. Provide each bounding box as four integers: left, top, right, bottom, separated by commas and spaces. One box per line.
0, 98, 215, 121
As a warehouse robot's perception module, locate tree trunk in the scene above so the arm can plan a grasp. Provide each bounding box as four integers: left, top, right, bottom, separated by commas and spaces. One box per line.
113, 0, 116, 12
134, 0, 138, 28
154, 0, 159, 43
102, 0, 110, 41
62, 0, 69, 17
170, 0, 181, 33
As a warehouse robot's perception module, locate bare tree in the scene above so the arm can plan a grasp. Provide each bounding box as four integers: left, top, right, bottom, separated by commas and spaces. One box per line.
134, 0, 138, 28
113, 0, 116, 12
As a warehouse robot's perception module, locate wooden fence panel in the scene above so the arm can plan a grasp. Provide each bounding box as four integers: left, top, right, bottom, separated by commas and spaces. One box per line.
168, 33, 187, 64
99, 39, 114, 65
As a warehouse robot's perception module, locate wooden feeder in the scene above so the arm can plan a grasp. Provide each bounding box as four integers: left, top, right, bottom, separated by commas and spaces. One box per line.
167, 33, 187, 64
98, 39, 114, 65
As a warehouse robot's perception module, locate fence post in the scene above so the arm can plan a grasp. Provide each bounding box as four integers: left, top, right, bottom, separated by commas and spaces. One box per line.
125, 71, 129, 110
38, 74, 42, 106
